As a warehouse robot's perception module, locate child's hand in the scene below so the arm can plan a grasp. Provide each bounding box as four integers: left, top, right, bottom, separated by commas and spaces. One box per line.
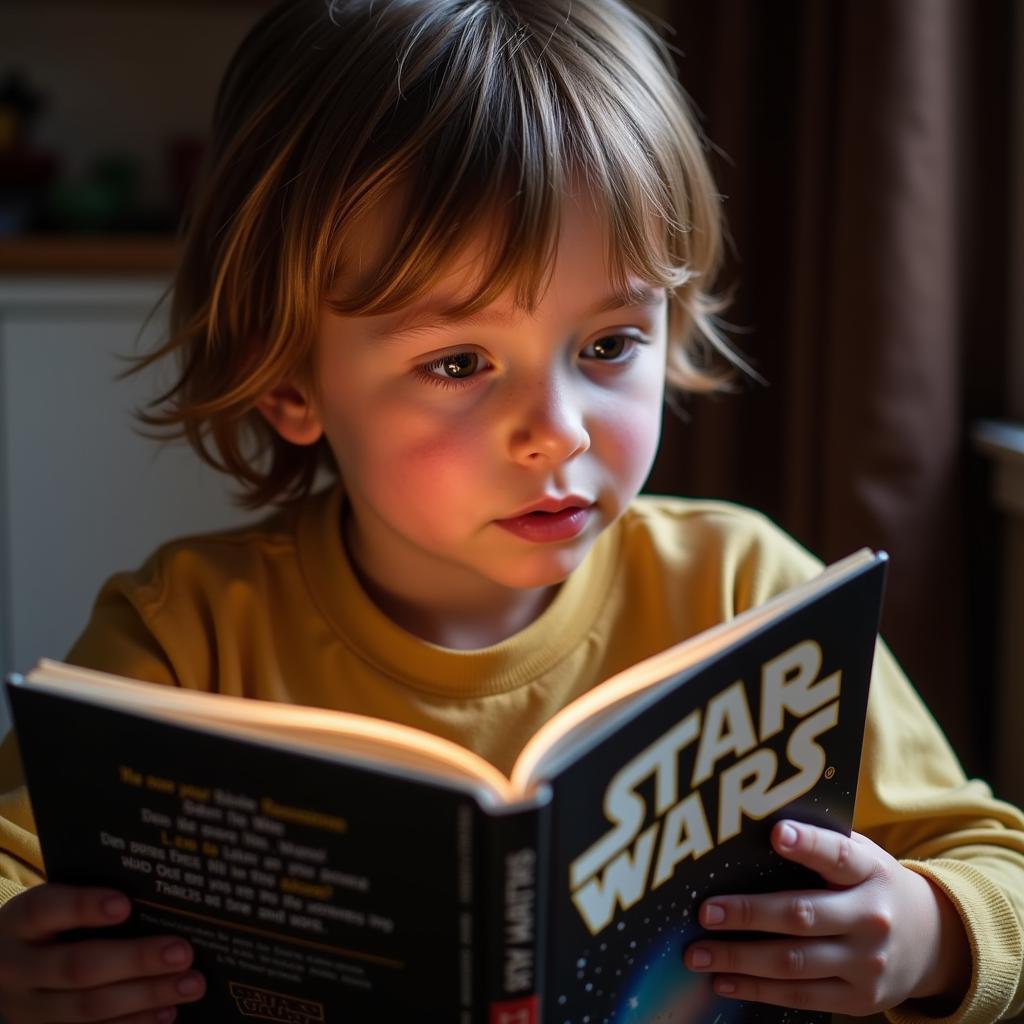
0, 883, 206, 1023
684, 820, 972, 1016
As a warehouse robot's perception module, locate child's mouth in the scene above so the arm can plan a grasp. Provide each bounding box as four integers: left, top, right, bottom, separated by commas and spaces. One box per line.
494, 505, 593, 543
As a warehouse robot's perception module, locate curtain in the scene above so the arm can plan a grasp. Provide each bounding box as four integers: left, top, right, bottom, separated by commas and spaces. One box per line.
645, 0, 1018, 782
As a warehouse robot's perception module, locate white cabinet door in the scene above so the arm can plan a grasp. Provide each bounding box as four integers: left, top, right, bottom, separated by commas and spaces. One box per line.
0, 278, 258, 729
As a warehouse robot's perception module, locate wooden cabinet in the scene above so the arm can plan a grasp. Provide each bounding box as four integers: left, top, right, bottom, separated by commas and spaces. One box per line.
0, 277, 256, 730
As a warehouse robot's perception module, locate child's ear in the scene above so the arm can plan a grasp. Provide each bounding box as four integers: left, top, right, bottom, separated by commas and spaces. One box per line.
255, 382, 324, 446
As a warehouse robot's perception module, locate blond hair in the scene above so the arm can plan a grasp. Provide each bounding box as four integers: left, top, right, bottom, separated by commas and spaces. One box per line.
131, 0, 742, 508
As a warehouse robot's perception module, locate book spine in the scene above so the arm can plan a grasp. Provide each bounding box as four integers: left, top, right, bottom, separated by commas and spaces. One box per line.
478, 789, 551, 1024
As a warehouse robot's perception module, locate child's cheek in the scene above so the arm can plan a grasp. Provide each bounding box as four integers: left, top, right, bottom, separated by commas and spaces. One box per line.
594, 404, 663, 489
380, 426, 491, 507
396, 424, 487, 472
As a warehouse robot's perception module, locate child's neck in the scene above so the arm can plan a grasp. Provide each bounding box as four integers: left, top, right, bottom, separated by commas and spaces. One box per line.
341, 508, 561, 650
353, 570, 558, 650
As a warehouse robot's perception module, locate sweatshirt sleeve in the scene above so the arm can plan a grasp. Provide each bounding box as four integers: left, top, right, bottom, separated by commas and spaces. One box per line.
0, 728, 43, 902
0, 578, 180, 904
854, 643, 1024, 1024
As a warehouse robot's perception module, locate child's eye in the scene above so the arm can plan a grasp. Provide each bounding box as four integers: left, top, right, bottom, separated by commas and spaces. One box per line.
580, 334, 644, 362
415, 350, 491, 389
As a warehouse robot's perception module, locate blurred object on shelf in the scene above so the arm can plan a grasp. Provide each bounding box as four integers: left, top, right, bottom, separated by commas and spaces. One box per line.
46, 154, 142, 233
0, 150, 58, 236
39, 150, 186, 235
0, 68, 58, 236
167, 135, 206, 226
0, 69, 188, 237
0, 69, 44, 152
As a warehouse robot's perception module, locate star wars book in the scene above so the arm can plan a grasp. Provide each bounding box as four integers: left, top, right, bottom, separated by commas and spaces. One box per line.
4, 549, 886, 1024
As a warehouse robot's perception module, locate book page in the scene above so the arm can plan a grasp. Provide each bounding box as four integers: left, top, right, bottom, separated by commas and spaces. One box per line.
21, 661, 516, 806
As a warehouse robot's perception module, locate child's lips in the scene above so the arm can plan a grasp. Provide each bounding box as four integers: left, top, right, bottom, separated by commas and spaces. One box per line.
504, 494, 594, 517
494, 504, 594, 542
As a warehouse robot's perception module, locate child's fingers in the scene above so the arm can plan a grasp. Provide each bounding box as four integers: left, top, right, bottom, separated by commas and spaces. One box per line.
32, 968, 205, 1023
697, 886, 856, 936
769, 821, 878, 887
1, 884, 131, 942
685, 936, 847, 979
706, 973, 854, 1013
30, 934, 194, 990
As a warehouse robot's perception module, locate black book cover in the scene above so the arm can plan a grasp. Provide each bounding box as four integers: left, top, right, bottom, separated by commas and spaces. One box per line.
7, 553, 885, 1024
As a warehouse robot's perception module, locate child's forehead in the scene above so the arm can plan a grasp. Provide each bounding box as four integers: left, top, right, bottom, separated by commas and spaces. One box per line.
332, 198, 490, 300
329, 177, 617, 309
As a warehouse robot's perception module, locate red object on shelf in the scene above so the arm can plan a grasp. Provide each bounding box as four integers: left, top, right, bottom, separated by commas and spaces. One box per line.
0, 148, 57, 189
166, 136, 207, 217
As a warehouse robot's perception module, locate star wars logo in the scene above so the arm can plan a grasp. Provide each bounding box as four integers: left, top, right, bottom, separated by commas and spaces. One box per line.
228, 982, 325, 1023
569, 640, 841, 935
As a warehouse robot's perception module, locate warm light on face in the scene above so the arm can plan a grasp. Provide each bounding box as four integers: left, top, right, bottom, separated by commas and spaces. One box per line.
306, 187, 670, 632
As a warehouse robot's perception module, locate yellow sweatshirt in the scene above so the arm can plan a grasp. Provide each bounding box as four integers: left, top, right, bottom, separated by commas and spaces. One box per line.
0, 487, 1021, 1022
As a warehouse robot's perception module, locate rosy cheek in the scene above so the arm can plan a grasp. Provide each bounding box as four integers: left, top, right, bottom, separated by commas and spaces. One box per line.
380, 426, 489, 496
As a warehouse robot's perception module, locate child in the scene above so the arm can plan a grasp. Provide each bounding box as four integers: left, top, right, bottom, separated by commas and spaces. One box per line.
1, 0, 1022, 1021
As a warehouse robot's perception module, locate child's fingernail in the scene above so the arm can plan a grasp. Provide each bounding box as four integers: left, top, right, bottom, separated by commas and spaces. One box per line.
162, 941, 190, 966
157, 1010, 177, 1024
690, 946, 712, 968
778, 822, 798, 847
716, 978, 737, 995
176, 972, 204, 996
702, 902, 725, 925
102, 894, 130, 918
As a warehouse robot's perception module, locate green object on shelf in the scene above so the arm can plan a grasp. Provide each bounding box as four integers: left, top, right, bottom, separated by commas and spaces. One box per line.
46, 155, 142, 232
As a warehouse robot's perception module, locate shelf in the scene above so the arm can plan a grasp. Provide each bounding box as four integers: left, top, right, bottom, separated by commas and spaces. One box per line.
0, 235, 180, 274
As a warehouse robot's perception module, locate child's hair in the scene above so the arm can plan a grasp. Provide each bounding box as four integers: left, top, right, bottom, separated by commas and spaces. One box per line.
131, 0, 745, 509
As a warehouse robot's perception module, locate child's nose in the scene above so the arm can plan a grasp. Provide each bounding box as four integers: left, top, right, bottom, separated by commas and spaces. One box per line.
506, 376, 590, 466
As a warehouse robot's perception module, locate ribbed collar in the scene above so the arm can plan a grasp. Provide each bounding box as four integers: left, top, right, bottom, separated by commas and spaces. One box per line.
296, 485, 620, 698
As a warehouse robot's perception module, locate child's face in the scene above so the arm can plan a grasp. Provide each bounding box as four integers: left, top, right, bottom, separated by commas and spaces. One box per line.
267, 188, 667, 603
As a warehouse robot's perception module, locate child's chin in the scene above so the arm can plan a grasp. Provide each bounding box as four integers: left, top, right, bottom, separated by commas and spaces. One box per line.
491, 548, 590, 590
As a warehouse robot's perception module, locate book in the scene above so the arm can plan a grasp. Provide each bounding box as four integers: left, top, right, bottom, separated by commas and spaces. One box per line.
4, 548, 887, 1024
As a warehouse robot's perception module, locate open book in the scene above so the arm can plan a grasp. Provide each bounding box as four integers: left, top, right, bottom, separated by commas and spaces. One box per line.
5, 549, 886, 1024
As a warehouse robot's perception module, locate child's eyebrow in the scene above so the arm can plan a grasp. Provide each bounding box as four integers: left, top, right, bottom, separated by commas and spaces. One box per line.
369, 285, 666, 341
